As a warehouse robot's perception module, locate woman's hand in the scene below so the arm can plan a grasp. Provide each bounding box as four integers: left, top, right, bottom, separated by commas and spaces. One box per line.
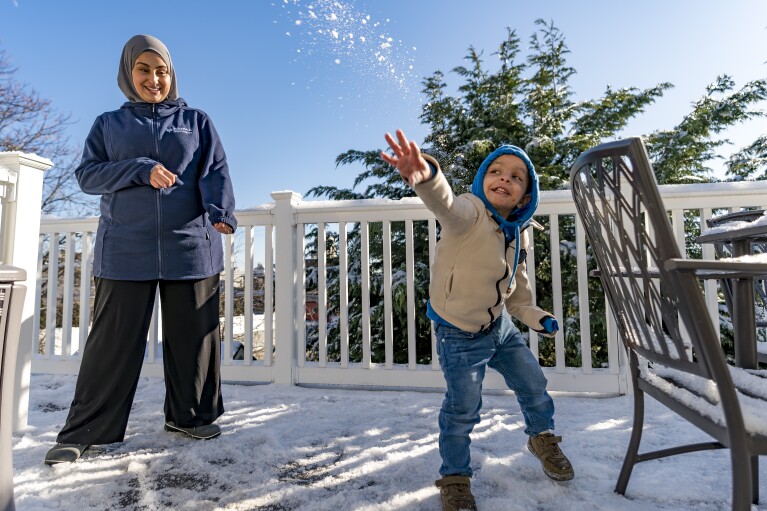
149, 164, 176, 189
213, 222, 234, 235
380, 129, 432, 187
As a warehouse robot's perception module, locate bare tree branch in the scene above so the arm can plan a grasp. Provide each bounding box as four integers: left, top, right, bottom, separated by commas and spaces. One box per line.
0, 44, 96, 215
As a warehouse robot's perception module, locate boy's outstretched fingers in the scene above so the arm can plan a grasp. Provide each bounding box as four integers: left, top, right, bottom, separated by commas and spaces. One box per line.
381, 130, 408, 167
381, 129, 431, 186
384, 131, 397, 150
394, 129, 410, 154
383, 131, 403, 157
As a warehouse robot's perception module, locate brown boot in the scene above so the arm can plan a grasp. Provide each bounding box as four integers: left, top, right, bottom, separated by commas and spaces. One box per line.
435, 475, 477, 511
527, 432, 574, 481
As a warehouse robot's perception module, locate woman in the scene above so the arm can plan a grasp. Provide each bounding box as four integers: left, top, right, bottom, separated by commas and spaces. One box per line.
45, 34, 237, 464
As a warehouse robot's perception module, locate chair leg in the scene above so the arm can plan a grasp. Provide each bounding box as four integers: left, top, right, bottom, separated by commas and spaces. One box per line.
750, 456, 758, 505
729, 443, 755, 510
615, 384, 644, 495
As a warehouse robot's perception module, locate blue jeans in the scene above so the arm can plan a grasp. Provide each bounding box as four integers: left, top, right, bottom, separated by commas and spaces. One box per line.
435, 311, 555, 477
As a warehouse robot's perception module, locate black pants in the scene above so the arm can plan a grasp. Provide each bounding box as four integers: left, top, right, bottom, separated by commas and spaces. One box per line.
57, 275, 224, 445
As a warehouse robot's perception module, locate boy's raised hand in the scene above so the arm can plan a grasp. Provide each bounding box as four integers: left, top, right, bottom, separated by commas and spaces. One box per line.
381, 129, 432, 187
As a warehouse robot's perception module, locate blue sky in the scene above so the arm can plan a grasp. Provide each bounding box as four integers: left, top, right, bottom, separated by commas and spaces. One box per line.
2, 0, 766, 209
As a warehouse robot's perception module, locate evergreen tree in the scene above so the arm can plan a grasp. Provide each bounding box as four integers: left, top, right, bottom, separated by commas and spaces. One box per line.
726, 135, 767, 180
645, 75, 767, 183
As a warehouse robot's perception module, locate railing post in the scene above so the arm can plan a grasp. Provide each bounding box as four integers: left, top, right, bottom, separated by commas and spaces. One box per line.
0, 152, 51, 432
271, 191, 301, 385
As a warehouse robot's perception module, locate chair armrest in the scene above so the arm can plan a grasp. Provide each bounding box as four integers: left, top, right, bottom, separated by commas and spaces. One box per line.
664, 258, 767, 280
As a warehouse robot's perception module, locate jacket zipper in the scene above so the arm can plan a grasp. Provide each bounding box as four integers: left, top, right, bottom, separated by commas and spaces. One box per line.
484, 236, 511, 330
152, 104, 164, 278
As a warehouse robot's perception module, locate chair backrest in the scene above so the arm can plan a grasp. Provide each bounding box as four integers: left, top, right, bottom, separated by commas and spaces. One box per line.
707, 209, 765, 228
569, 137, 723, 379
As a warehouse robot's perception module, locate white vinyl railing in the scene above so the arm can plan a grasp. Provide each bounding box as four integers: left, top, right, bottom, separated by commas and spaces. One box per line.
29, 181, 767, 397
4, 150, 765, 428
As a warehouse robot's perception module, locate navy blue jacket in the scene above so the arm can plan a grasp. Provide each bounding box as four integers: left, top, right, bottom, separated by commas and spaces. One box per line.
75, 98, 237, 280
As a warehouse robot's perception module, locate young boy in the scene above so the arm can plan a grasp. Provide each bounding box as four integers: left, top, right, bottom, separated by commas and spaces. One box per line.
381, 130, 574, 511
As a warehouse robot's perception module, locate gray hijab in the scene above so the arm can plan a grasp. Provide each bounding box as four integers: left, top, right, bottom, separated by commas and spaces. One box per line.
117, 34, 179, 103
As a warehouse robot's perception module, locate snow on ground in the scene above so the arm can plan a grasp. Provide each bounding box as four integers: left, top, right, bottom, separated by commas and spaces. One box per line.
11, 373, 767, 510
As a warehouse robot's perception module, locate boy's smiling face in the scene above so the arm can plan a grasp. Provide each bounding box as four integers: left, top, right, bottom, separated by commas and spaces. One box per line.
482, 154, 531, 218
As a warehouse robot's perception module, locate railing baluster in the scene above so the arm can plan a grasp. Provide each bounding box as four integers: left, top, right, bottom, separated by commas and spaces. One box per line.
383, 221, 393, 368
318, 222, 327, 367
222, 231, 235, 364
243, 225, 254, 366
700, 208, 719, 341
33, 235, 44, 357
78, 231, 92, 353
339, 222, 349, 368
297, 224, 307, 367
61, 233, 75, 357
361, 221, 371, 368
575, 216, 593, 373
264, 224, 274, 367
428, 219, 438, 370
527, 225, 540, 361
405, 220, 416, 369
550, 215, 565, 373
147, 288, 160, 363
45, 233, 58, 357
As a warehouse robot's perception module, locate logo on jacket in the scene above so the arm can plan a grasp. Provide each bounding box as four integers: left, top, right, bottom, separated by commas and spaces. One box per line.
166, 127, 193, 134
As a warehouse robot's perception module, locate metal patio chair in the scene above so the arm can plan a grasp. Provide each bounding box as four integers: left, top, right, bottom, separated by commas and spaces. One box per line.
0, 265, 26, 511
569, 137, 767, 510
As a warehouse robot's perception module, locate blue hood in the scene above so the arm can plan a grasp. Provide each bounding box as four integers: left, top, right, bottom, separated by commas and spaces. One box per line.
470, 145, 540, 243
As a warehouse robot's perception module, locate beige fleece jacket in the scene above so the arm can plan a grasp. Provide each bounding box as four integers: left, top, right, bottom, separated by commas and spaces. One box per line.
414, 154, 556, 335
